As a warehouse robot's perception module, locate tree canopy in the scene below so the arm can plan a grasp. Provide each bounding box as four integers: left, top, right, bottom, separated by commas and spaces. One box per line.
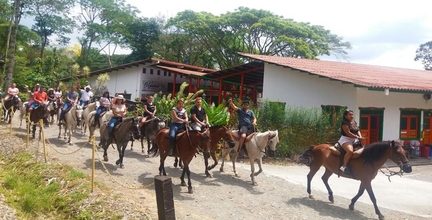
415, 41, 432, 70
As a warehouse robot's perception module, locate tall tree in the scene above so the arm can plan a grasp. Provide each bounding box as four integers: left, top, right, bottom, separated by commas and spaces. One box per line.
4, 0, 23, 88
122, 16, 162, 63
27, 0, 76, 58
414, 41, 432, 70
168, 7, 351, 69
76, 0, 139, 67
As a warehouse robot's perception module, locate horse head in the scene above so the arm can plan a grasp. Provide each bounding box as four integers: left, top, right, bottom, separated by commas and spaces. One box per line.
131, 117, 142, 140
266, 130, 279, 152
154, 117, 166, 130
390, 140, 412, 173
75, 105, 84, 124
221, 126, 235, 148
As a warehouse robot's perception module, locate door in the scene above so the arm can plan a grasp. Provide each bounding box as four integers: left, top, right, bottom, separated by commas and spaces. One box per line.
359, 109, 384, 145
423, 116, 432, 144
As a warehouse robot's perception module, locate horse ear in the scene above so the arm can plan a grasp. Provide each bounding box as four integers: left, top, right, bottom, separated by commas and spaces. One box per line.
391, 140, 395, 148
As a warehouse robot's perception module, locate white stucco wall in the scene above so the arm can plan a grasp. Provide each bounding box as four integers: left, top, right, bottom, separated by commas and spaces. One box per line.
263, 63, 432, 141
87, 64, 217, 100
357, 89, 432, 140
263, 63, 357, 108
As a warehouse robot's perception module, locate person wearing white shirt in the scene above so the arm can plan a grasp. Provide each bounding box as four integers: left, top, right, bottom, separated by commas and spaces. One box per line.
79, 85, 93, 107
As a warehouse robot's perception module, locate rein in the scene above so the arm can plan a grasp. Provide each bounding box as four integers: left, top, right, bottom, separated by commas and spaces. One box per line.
379, 143, 405, 182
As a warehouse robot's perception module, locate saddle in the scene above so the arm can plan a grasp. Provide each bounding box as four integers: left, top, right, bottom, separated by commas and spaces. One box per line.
329, 141, 364, 158
164, 127, 187, 141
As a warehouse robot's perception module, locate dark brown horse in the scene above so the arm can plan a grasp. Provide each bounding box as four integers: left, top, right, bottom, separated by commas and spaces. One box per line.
28, 104, 49, 139
100, 117, 141, 168
150, 128, 211, 193
3, 95, 20, 124
174, 126, 235, 177
137, 117, 166, 154
297, 140, 412, 220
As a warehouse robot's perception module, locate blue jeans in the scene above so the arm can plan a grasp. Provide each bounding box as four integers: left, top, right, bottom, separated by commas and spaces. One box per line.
29, 102, 39, 109
79, 100, 90, 107
60, 102, 72, 121
109, 117, 122, 135
94, 106, 107, 123
169, 123, 184, 146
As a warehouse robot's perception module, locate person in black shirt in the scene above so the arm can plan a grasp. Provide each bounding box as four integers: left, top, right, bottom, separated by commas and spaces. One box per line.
190, 97, 209, 131
140, 96, 156, 127
338, 109, 364, 175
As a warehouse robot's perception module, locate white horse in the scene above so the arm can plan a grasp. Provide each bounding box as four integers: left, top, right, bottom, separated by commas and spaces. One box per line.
58, 105, 83, 144
220, 130, 279, 185
80, 102, 98, 134
19, 102, 28, 127
86, 110, 113, 143
46, 101, 60, 124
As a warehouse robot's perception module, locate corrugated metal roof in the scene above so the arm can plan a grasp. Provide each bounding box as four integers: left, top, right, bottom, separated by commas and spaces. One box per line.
156, 65, 208, 76
238, 53, 432, 93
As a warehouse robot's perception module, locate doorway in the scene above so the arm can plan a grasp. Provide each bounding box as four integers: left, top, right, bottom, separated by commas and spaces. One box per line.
359, 108, 384, 145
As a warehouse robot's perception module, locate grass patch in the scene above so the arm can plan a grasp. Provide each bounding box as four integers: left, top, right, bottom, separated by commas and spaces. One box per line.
0, 152, 126, 219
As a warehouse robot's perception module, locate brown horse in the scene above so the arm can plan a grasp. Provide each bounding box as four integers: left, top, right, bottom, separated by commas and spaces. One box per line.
297, 140, 412, 220
100, 116, 141, 168
150, 128, 211, 193
28, 104, 49, 139
174, 126, 236, 177
3, 95, 20, 124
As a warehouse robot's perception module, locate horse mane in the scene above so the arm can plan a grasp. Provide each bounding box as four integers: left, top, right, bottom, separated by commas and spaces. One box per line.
360, 141, 392, 165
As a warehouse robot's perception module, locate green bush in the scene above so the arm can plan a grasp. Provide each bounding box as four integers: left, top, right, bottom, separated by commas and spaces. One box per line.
255, 99, 343, 158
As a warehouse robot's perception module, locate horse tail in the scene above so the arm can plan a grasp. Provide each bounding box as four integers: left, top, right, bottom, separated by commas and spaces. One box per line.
296, 145, 315, 166
148, 141, 159, 156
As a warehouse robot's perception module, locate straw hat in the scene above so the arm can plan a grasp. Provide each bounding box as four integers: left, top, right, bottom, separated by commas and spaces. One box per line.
48, 88, 54, 91
116, 95, 125, 100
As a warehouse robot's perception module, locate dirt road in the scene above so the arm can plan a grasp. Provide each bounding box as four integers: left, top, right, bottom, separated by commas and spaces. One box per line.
3, 117, 430, 220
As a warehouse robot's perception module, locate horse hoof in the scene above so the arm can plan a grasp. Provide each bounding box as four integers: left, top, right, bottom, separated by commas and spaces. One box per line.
206, 174, 212, 178
309, 195, 315, 200
378, 215, 385, 220
188, 187, 193, 194
252, 181, 258, 186
349, 204, 354, 210
120, 164, 124, 168
329, 196, 334, 203
116, 160, 120, 165
103, 156, 109, 162
220, 168, 224, 172
180, 181, 187, 186
68, 142, 73, 145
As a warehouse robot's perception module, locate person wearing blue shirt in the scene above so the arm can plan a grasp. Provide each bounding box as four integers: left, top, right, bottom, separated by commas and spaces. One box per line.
228, 99, 257, 152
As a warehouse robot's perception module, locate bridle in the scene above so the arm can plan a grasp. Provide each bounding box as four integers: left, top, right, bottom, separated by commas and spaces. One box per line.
379, 141, 411, 182
186, 127, 211, 151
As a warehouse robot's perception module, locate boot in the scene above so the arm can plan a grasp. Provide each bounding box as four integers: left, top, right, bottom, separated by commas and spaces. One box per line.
168, 141, 175, 156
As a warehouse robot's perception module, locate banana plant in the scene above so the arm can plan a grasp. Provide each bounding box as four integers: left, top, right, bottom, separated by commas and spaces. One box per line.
202, 100, 230, 126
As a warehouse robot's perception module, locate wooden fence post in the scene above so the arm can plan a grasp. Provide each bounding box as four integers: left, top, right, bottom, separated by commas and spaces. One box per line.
154, 176, 175, 220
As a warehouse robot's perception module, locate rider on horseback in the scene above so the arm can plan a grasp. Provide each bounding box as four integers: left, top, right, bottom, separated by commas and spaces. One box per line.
228, 98, 257, 153
78, 85, 93, 107
59, 85, 78, 124
92, 91, 111, 127
190, 97, 209, 131
108, 94, 127, 143
139, 95, 156, 127
29, 86, 48, 113
4, 83, 21, 108
168, 99, 189, 156
338, 109, 364, 175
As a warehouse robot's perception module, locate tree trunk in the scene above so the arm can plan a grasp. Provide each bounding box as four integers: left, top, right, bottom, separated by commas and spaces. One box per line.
1, 5, 15, 90
5, 0, 22, 88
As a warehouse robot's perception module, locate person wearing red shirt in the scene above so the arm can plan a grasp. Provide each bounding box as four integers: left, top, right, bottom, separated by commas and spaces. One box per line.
29, 87, 48, 113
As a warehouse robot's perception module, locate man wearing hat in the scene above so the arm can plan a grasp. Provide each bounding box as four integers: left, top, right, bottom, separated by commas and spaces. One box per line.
228, 98, 257, 153
78, 85, 93, 107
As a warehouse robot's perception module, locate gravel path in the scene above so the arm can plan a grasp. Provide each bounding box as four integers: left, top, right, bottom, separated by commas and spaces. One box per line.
0, 117, 429, 220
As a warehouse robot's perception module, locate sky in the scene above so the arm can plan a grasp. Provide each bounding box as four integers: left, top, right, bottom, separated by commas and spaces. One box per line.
120, 0, 432, 70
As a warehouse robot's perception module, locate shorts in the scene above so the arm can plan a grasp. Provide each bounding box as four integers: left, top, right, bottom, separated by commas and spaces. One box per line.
191, 122, 202, 131
338, 135, 358, 146
238, 125, 254, 135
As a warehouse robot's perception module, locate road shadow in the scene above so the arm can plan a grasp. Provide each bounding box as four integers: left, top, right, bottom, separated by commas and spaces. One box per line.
286, 197, 370, 220
83, 158, 124, 177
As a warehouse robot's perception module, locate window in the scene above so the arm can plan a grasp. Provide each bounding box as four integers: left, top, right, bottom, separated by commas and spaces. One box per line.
157, 70, 160, 75
150, 69, 154, 75
400, 110, 421, 139
143, 68, 146, 73
164, 71, 167, 76
168, 72, 171, 77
